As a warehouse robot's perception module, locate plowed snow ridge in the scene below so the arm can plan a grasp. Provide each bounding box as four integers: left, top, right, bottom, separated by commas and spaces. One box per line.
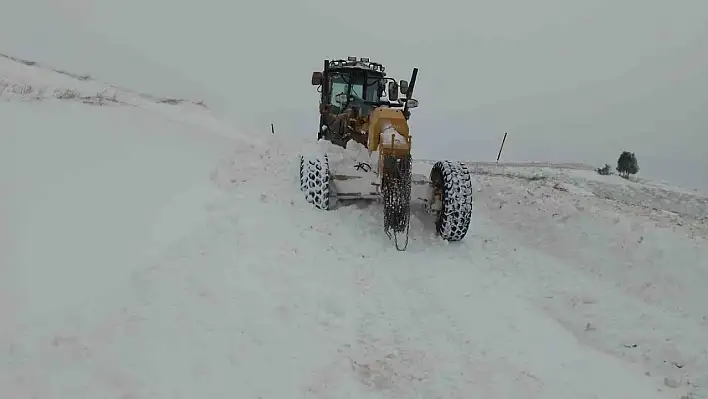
2, 56, 707, 399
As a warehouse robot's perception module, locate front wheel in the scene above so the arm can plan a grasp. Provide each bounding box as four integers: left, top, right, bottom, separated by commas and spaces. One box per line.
299, 154, 331, 210
430, 161, 473, 241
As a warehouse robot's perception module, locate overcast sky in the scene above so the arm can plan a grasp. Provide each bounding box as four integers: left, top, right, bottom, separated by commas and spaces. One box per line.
3, 0, 707, 189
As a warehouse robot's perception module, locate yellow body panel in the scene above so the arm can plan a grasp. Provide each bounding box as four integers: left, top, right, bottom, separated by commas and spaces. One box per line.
366, 107, 412, 175
368, 108, 410, 151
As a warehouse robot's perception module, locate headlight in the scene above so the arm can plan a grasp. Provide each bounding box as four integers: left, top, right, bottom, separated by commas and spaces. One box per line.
406, 99, 419, 108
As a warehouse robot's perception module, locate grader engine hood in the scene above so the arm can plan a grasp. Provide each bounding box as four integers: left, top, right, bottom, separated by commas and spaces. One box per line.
368, 108, 410, 153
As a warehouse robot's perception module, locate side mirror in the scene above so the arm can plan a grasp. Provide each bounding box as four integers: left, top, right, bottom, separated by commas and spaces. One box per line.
387, 81, 399, 101
311, 71, 322, 86
406, 98, 419, 109
399, 80, 409, 95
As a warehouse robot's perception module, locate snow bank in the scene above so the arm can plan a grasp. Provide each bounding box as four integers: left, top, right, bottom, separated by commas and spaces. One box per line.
3, 100, 231, 315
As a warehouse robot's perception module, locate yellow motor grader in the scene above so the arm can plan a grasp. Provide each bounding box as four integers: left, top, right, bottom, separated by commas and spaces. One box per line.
299, 57, 473, 250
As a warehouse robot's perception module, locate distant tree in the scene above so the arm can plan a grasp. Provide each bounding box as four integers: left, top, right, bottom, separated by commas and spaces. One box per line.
627, 154, 639, 176
616, 151, 639, 179
596, 164, 612, 176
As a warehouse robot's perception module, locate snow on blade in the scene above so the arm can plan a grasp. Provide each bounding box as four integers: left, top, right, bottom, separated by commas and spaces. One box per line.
379, 121, 407, 146
2, 54, 706, 399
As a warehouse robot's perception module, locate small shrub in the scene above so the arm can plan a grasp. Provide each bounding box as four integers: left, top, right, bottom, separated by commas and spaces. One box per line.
596, 164, 612, 176
11, 83, 33, 95
53, 88, 79, 99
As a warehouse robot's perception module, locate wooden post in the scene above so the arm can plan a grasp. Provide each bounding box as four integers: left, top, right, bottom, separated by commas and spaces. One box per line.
496, 132, 507, 163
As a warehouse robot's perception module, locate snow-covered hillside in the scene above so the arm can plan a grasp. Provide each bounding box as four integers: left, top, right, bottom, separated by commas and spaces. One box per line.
3, 55, 707, 399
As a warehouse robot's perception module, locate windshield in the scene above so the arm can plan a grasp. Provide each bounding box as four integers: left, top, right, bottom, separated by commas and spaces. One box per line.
330, 75, 362, 107
365, 77, 381, 101
329, 73, 381, 108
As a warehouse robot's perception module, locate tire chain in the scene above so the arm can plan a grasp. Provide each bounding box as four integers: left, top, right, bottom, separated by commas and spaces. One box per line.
381, 153, 412, 251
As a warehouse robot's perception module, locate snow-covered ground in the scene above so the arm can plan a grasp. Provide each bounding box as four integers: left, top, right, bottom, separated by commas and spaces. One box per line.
3, 55, 707, 399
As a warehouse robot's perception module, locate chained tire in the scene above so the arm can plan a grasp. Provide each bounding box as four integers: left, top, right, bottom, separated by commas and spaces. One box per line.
382, 154, 412, 233
299, 154, 331, 210
430, 160, 473, 241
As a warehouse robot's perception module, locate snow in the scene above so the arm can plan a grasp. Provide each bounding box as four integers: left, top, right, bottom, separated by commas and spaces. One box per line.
379, 122, 407, 147
3, 55, 708, 399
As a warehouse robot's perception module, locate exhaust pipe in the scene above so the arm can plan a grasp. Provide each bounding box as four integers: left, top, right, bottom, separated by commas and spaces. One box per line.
402, 67, 418, 120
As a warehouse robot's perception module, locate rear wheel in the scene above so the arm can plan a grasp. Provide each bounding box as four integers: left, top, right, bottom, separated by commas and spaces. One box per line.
299, 154, 331, 210
430, 161, 473, 241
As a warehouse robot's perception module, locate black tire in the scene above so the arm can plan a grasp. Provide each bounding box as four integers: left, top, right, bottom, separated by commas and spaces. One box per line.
430, 160, 473, 241
300, 155, 331, 210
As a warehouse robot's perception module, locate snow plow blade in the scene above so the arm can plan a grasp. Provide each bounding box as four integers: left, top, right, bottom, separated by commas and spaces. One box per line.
330, 171, 433, 202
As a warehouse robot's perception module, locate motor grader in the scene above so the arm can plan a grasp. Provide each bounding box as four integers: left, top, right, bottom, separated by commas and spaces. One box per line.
299, 57, 473, 250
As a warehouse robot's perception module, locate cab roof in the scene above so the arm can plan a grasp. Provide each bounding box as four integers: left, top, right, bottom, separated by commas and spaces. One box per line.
328, 57, 386, 76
